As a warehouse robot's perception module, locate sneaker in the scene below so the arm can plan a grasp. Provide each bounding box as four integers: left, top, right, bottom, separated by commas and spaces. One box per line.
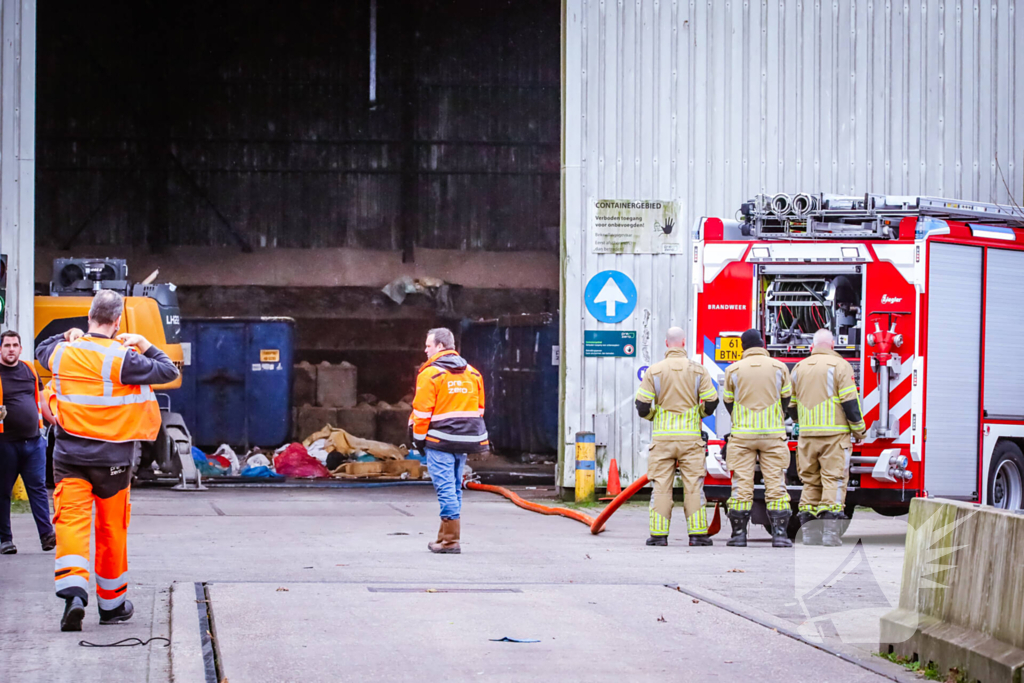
0, 541, 16, 555
645, 535, 668, 546
61, 597, 86, 632
99, 599, 134, 625
40, 532, 57, 552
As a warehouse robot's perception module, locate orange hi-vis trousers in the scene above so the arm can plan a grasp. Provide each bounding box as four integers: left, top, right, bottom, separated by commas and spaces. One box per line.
52, 462, 132, 611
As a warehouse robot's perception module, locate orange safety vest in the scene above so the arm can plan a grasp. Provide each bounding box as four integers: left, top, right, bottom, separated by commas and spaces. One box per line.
47, 335, 162, 442
0, 359, 44, 433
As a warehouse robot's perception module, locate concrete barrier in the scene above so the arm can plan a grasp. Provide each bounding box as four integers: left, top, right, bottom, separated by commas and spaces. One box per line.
879, 497, 1024, 683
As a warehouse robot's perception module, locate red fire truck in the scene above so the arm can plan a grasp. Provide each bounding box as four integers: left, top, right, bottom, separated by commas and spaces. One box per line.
692, 194, 1024, 528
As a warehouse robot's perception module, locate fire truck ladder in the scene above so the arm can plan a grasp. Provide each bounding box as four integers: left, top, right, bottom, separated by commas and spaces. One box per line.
740, 193, 1024, 239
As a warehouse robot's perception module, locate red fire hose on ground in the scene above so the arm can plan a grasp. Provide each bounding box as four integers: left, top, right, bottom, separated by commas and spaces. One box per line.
465, 474, 651, 535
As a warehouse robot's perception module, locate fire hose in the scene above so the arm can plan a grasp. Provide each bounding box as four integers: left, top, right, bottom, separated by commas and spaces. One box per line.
465, 474, 651, 535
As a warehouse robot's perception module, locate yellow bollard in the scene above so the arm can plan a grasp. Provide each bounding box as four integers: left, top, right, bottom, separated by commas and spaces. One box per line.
574, 432, 596, 503
12, 476, 28, 502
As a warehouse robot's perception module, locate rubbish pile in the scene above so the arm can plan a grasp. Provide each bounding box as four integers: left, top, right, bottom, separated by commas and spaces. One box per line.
190, 444, 284, 480
292, 360, 413, 445
302, 424, 425, 480
188, 425, 426, 481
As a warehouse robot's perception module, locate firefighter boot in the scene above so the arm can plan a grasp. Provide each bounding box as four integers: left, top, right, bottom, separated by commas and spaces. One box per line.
797, 511, 822, 546
61, 596, 86, 632
768, 509, 794, 548
428, 518, 461, 554
688, 534, 713, 546
646, 535, 668, 546
820, 512, 843, 547
726, 509, 750, 547
99, 600, 134, 625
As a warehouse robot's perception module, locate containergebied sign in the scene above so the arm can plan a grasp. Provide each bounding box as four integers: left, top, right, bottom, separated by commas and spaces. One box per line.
589, 199, 681, 254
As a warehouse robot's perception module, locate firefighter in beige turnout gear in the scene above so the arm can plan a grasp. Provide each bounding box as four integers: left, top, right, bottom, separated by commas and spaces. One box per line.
634, 327, 719, 547
789, 329, 866, 547
721, 329, 794, 548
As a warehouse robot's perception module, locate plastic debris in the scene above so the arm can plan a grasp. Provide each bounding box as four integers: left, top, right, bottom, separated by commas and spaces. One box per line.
213, 444, 241, 475
273, 443, 330, 478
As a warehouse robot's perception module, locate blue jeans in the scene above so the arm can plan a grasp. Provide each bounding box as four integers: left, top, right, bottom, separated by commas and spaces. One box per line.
426, 448, 467, 520
0, 436, 53, 543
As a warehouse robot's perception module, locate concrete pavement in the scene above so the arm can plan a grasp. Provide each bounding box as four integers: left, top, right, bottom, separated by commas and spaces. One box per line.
0, 486, 916, 682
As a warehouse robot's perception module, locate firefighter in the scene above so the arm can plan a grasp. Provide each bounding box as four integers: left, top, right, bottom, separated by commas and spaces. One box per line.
789, 329, 866, 546
36, 290, 179, 632
410, 327, 488, 555
721, 329, 794, 548
634, 327, 719, 546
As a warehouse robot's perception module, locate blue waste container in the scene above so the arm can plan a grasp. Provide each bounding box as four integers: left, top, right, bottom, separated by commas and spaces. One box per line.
460, 315, 558, 455
165, 317, 294, 450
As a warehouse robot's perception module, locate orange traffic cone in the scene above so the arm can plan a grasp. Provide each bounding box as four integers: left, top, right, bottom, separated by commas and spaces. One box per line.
707, 502, 722, 536
599, 458, 622, 501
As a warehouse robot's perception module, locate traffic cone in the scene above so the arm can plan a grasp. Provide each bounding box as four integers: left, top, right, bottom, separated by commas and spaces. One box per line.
12, 476, 28, 502
599, 458, 622, 501
707, 502, 722, 536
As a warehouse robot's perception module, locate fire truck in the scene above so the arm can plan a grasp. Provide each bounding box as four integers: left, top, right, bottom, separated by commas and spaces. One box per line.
692, 194, 1024, 530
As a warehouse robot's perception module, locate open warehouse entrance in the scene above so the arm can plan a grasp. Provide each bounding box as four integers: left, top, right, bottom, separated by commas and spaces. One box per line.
33, 0, 561, 458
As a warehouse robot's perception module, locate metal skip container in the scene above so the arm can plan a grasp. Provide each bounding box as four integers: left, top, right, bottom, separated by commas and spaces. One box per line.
166, 317, 295, 450
460, 314, 559, 456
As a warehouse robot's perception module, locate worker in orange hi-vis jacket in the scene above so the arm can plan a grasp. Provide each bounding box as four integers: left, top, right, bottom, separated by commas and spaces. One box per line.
35, 290, 179, 632
409, 327, 488, 555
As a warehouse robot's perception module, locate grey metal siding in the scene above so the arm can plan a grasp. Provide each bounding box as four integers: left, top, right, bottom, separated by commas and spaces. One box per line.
983, 248, 1024, 419
562, 0, 1024, 486
925, 243, 981, 499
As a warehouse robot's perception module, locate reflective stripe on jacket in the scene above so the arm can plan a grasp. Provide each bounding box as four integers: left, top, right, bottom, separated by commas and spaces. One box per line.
410, 350, 488, 454
0, 360, 44, 433
47, 336, 162, 442
723, 347, 792, 437
791, 349, 866, 436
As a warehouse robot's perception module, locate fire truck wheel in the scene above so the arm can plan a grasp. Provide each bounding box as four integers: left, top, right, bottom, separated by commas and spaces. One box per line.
988, 441, 1024, 512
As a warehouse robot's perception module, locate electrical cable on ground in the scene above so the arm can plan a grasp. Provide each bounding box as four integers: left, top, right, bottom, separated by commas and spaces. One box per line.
79, 637, 170, 648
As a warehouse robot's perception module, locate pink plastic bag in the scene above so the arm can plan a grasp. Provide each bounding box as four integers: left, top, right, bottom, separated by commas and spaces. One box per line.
273, 443, 330, 478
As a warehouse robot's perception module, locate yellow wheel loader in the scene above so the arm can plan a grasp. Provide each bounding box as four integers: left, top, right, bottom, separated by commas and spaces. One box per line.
35, 258, 201, 489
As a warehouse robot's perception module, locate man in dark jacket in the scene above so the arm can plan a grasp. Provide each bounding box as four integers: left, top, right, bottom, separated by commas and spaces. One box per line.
0, 330, 54, 555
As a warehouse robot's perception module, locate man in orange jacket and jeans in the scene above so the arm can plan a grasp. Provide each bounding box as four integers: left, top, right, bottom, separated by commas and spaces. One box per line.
410, 328, 488, 554
36, 290, 178, 631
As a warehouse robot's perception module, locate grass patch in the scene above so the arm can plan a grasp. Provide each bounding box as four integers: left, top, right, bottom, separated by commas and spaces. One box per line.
10, 499, 31, 515
876, 652, 969, 682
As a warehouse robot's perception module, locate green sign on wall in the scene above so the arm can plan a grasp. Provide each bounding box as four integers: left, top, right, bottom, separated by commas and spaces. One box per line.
584, 330, 637, 357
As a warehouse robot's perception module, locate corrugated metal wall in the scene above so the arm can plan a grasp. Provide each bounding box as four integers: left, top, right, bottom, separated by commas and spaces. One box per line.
561, 0, 1024, 487
0, 0, 37, 349
35, 0, 559, 252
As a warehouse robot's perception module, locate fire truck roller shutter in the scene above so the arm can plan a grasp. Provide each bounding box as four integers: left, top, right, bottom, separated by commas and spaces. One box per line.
924, 243, 982, 499
983, 249, 1024, 420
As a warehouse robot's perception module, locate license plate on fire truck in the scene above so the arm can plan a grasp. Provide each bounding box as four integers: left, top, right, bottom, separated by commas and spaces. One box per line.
715, 336, 742, 362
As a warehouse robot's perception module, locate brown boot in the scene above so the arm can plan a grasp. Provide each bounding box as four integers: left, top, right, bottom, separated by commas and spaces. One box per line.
428, 518, 461, 554
430, 520, 444, 547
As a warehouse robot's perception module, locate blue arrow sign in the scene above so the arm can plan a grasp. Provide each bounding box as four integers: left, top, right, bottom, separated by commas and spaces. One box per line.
585, 271, 637, 323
